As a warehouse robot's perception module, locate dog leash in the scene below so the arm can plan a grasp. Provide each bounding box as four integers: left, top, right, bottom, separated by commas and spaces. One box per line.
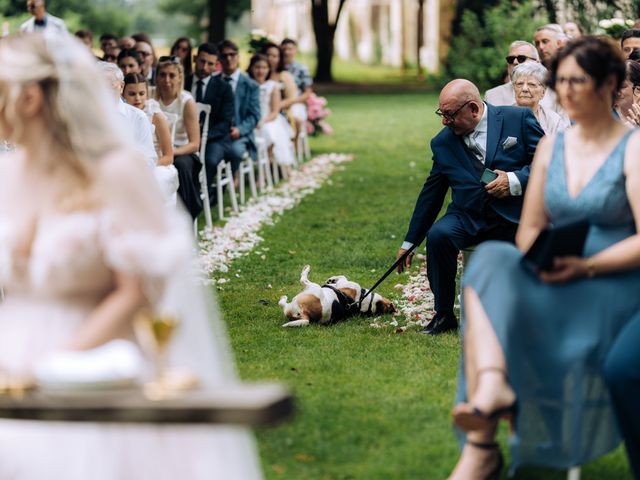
358, 243, 419, 308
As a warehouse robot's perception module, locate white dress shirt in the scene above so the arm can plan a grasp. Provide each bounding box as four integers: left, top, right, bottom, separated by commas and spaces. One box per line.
191, 74, 212, 102
20, 14, 67, 36
117, 99, 157, 169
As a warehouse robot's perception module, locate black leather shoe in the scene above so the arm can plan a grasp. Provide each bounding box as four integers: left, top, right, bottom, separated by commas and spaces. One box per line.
419, 313, 458, 335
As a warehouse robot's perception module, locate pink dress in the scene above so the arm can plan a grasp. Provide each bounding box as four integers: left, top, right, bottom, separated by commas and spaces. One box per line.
0, 155, 263, 479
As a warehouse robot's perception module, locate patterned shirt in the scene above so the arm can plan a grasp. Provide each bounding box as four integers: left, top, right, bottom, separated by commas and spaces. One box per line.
287, 62, 313, 94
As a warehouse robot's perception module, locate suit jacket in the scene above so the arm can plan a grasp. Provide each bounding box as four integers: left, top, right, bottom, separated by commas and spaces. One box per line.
200, 74, 235, 143
20, 14, 67, 36
233, 73, 261, 156
404, 103, 544, 244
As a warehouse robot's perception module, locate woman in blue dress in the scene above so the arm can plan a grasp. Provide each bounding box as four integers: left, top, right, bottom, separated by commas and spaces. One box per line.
448, 36, 640, 479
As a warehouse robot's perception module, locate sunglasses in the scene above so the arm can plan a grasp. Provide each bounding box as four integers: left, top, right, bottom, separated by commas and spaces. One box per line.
506, 55, 537, 65
158, 55, 181, 64
435, 100, 472, 121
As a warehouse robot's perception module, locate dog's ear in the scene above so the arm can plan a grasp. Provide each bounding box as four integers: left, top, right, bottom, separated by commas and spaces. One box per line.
377, 298, 396, 314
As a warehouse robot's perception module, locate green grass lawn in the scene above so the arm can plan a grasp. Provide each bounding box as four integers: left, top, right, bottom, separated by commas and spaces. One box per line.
214, 93, 631, 479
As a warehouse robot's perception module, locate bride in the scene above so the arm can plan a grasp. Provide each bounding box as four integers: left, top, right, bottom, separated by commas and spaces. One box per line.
0, 33, 263, 479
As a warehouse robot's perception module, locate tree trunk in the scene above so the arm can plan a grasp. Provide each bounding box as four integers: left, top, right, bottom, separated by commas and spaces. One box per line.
541, 0, 557, 24
311, 0, 348, 83
416, 0, 425, 79
208, 0, 228, 44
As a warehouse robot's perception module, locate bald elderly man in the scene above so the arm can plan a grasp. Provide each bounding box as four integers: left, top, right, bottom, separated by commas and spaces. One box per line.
397, 79, 544, 335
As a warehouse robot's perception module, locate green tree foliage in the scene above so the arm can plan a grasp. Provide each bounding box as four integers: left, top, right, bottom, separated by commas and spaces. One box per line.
445, 0, 546, 92
159, 0, 250, 39
1, 0, 129, 36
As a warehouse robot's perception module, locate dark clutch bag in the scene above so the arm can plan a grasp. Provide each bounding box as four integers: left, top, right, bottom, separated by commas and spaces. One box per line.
522, 219, 590, 271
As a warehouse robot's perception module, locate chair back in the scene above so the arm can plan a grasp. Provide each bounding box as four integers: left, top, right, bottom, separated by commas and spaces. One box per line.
195, 102, 213, 230
163, 112, 179, 145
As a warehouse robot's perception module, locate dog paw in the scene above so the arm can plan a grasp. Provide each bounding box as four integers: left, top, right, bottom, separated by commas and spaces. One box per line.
282, 319, 310, 327
278, 295, 288, 307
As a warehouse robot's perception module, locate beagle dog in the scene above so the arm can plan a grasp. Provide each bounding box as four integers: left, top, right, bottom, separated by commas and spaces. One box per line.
279, 265, 396, 327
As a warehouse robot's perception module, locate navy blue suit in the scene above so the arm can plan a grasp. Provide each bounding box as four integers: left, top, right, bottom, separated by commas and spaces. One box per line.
201, 75, 235, 185
225, 72, 260, 170
404, 104, 544, 315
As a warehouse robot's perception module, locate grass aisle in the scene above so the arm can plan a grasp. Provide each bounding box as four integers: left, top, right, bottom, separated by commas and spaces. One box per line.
215, 93, 629, 479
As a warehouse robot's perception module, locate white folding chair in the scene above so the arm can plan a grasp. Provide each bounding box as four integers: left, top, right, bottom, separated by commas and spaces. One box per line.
238, 151, 258, 205
296, 128, 311, 163
215, 160, 238, 219
195, 103, 213, 231
255, 137, 273, 192
567, 467, 581, 480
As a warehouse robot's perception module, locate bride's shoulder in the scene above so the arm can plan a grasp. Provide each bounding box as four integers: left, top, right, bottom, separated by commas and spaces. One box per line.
0, 149, 24, 185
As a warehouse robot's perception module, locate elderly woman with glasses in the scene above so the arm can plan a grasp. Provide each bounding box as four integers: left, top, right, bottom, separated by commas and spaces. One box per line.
511, 62, 569, 135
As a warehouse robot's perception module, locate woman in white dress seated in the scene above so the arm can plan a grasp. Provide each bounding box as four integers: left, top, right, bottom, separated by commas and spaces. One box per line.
247, 53, 295, 176
124, 72, 179, 208
0, 32, 262, 479
512, 62, 570, 135
154, 56, 202, 219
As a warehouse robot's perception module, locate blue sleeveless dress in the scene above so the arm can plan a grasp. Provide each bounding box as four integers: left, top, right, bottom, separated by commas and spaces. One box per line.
459, 129, 640, 469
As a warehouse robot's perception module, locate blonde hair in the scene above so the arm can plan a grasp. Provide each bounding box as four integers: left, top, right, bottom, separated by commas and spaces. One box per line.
0, 33, 126, 210
154, 58, 185, 101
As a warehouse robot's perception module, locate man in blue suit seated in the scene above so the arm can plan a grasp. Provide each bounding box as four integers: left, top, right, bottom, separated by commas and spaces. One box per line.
217, 39, 261, 180
396, 79, 544, 335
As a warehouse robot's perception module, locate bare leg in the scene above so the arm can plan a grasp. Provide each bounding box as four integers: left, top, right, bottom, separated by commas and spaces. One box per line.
448, 287, 515, 479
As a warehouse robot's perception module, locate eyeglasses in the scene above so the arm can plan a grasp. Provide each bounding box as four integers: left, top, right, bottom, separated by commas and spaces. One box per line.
514, 80, 544, 90
136, 50, 152, 58
554, 75, 590, 89
435, 100, 472, 121
158, 55, 181, 64
506, 55, 537, 65
220, 51, 238, 59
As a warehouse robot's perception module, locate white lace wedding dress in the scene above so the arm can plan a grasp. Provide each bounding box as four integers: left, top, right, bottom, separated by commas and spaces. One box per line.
0, 150, 262, 479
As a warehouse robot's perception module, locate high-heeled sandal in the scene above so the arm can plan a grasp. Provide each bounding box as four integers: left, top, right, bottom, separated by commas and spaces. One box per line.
452, 366, 517, 432
466, 440, 504, 480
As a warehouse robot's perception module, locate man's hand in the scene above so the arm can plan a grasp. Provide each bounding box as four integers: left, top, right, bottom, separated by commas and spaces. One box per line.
485, 169, 510, 198
396, 248, 414, 273
230, 127, 240, 140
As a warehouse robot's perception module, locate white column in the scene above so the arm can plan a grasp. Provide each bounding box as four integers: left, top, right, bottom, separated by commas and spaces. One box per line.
388, 0, 402, 67
335, 6, 352, 61
421, 0, 440, 73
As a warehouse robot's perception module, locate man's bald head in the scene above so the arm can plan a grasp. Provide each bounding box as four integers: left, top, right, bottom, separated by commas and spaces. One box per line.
440, 79, 481, 105
438, 79, 484, 136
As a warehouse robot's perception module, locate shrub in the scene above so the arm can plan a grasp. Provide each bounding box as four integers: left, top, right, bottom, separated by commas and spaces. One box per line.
445, 0, 547, 92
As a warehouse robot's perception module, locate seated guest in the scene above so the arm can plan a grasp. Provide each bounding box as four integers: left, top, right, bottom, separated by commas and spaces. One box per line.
99, 32, 118, 57
185, 42, 218, 98
102, 48, 120, 64
171, 37, 193, 82
124, 72, 179, 207
189, 44, 236, 193
97, 62, 156, 169
74, 29, 93, 49
248, 53, 295, 176
117, 49, 143, 76
119, 36, 136, 50
615, 59, 640, 125
485, 41, 565, 119
621, 29, 640, 58
563, 21, 584, 39
395, 79, 543, 335
534, 24, 567, 68
448, 37, 640, 479
154, 56, 202, 219
217, 39, 260, 176
511, 62, 569, 135
281, 38, 312, 138
261, 42, 298, 130
135, 40, 156, 86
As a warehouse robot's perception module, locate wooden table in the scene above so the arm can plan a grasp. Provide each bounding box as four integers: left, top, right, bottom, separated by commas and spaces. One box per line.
0, 382, 294, 426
